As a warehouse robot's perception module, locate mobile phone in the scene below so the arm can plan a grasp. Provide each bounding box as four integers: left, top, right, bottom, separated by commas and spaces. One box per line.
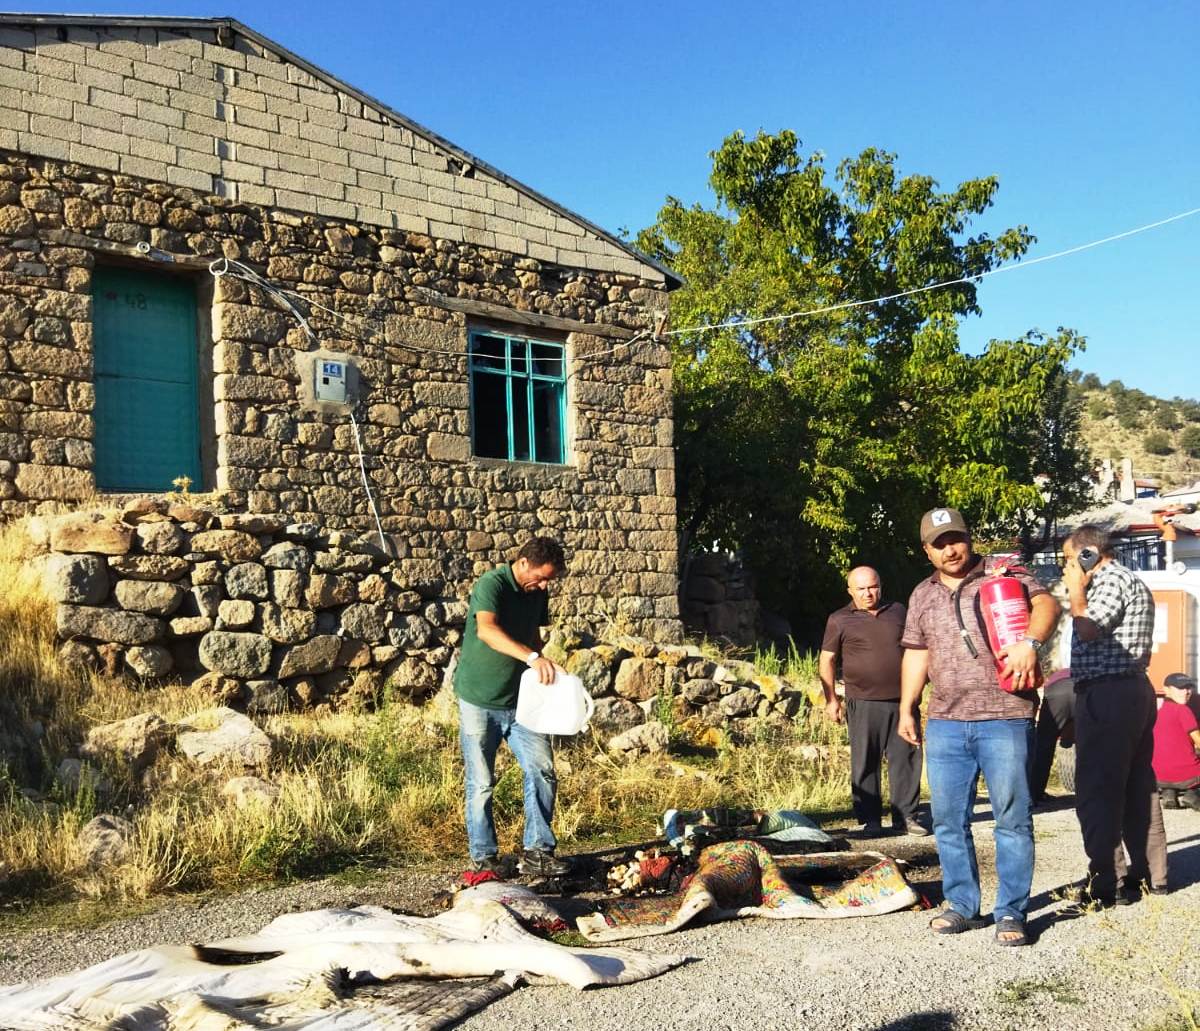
1077, 547, 1100, 573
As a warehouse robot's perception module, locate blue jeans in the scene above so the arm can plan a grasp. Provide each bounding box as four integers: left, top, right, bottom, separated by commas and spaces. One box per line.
458, 698, 557, 861
925, 718, 1035, 923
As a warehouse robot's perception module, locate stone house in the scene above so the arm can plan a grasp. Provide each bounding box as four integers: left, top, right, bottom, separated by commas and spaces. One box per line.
0, 14, 682, 639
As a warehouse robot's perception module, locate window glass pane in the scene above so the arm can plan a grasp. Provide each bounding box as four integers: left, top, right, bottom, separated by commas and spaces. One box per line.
471, 370, 509, 459
510, 339, 527, 374
532, 380, 564, 463
532, 343, 564, 378
511, 378, 531, 462
470, 334, 506, 370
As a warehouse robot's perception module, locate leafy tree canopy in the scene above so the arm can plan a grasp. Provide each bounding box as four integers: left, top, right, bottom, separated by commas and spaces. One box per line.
637, 130, 1091, 635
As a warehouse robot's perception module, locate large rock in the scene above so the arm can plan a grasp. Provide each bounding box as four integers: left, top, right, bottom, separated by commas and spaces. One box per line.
125, 644, 173, 679
192, 585, 221, 618
198, 631, 272, 677
719, 687, 761, 718
305, 573, 355, 608
565, 648, 614, 697
278, 635, 341, 677
188, 530, 261, 562
608, 721, 670, 755
613, 657, 664, 702
193, 671, 247, 706
176, 706, 272, 767
339, 603, 388, 643
221, 775, 281, 809
260, 604, 316, 644
246, 679, 288, 715
590, 697, 644, 731
225, 562, 269, 600
57, 604, 163, 645
270, 569, 305, 607
43, 554, 109, 604
262, 541, 313, 571
682, 679, 721, 705
216, 599, 255, 629
49, 512, 133, 555
114, 579, 184, 616
218, 513, 287, 534
108, 555, 190, 581
169, 615, 213, 636
387, 614, 432, 650
77, 814, 133, 869
81, 712, 172, 771
382, 655, 441, 698
134, 521, 185, 555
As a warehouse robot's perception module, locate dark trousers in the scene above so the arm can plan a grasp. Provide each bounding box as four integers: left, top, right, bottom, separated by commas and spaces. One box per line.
1074, 674, 1168, 896
846, 698, 923, 826
1031, 677, 1075, 801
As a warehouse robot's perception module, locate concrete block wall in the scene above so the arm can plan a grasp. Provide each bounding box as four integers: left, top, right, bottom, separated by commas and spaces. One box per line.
0, 19, 663, 282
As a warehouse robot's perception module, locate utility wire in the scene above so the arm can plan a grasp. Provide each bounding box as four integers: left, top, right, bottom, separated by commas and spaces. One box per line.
659, 206, 1200, 340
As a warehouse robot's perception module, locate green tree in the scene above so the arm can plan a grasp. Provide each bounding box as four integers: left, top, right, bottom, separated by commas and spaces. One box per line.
1180, 425, 1200, 457
1153, 405, 1181, 430
637, 130, 1090, 632
1143, 430, 1174, 455
1087, 395, 1113, 419
1080, 372, 1102, 390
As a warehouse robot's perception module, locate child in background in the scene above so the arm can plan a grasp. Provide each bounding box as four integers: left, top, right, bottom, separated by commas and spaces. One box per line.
1153, 673, 1200, 812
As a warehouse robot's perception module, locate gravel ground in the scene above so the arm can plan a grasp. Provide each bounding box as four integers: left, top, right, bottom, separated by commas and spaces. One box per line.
2, 802, 1198, 1031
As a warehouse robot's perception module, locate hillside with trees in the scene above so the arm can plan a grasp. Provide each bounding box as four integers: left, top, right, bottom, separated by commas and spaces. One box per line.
1072, 373, 1200, 489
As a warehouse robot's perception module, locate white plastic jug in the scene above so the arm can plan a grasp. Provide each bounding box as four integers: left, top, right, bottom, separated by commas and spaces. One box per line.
515, 668, 594, 735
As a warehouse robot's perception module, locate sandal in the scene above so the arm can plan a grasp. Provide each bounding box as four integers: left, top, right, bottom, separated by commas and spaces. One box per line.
929, 909, 984, 934
994, 915, 1029, 947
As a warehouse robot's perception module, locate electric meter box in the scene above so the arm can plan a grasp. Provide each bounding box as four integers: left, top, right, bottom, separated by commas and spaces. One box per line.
315, 358, 349, 403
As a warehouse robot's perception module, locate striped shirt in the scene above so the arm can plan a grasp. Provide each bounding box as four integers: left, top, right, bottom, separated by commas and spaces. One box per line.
1069, 560, 1155, 682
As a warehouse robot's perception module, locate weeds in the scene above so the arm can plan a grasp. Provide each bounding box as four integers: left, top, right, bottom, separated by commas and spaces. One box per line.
0, 516, 849, 910
998, 975, 1081, 1007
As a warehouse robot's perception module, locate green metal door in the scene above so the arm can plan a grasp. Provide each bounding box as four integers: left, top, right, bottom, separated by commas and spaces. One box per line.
92, 266, 202, 491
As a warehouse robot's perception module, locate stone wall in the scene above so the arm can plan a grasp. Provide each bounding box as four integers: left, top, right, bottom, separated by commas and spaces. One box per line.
0, 149, 679, 638
39, 499, 462, 711
679, 552, 760, 646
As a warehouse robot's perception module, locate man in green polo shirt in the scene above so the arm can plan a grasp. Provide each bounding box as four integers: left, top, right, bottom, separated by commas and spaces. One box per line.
454, 537, 569, 877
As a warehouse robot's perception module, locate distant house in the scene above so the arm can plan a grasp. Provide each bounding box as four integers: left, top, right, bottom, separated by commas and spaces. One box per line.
0, 14, 683, 637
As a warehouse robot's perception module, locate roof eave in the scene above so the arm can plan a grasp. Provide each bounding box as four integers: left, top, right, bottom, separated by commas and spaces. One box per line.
0, 12, 682, 290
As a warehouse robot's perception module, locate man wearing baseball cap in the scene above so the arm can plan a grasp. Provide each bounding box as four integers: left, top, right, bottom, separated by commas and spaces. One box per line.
898, 507, 1060, 946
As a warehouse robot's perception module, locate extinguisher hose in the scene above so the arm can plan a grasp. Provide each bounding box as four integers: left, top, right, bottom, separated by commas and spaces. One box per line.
953, 587, 980, 659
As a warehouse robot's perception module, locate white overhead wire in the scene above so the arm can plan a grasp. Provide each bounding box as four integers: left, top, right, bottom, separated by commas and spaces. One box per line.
207, 203, 1199, 444
658, 206, 1200, 340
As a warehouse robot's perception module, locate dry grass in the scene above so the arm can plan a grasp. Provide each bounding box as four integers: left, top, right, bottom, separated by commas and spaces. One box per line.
0, 517, 847, 910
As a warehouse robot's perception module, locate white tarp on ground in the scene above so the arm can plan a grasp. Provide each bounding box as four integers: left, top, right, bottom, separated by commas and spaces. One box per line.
0, 893, 690, 1031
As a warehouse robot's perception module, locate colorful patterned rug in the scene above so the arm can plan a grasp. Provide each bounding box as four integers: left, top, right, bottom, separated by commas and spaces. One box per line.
577, 840, 918, 942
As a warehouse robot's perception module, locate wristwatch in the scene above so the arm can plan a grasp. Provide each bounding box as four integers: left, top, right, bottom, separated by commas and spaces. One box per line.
525, 651, 539, 666
1021, 636, 1042, 651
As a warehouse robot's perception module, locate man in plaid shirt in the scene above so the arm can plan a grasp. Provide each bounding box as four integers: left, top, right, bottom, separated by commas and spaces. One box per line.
1063, 524, 1167, 906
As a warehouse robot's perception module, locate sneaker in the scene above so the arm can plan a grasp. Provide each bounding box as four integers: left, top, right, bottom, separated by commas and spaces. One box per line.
470, 854, 510, 877
896, 819, 931, 837
858, 821, 884, 837
519, 849, 571, 878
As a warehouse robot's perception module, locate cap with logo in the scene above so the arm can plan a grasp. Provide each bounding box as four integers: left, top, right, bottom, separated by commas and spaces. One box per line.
1164, 672, 1197, 691
920, 507, 970, 546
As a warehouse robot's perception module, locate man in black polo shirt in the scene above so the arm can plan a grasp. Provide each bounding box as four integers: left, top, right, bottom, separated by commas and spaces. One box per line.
820, 566, 928, 836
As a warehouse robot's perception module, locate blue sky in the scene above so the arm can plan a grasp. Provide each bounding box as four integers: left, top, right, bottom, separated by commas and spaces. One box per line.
16, 0, 1200, 396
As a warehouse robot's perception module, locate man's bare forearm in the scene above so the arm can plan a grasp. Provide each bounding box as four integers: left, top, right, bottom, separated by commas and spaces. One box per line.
900, 649, 929, 712
818, 651, 838, 703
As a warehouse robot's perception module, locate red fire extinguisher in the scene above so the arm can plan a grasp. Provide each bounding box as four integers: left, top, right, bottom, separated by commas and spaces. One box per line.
978, 568, 1043, 693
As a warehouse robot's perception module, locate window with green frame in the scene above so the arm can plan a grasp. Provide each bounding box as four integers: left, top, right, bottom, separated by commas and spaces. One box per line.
469, 330, 567, 464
